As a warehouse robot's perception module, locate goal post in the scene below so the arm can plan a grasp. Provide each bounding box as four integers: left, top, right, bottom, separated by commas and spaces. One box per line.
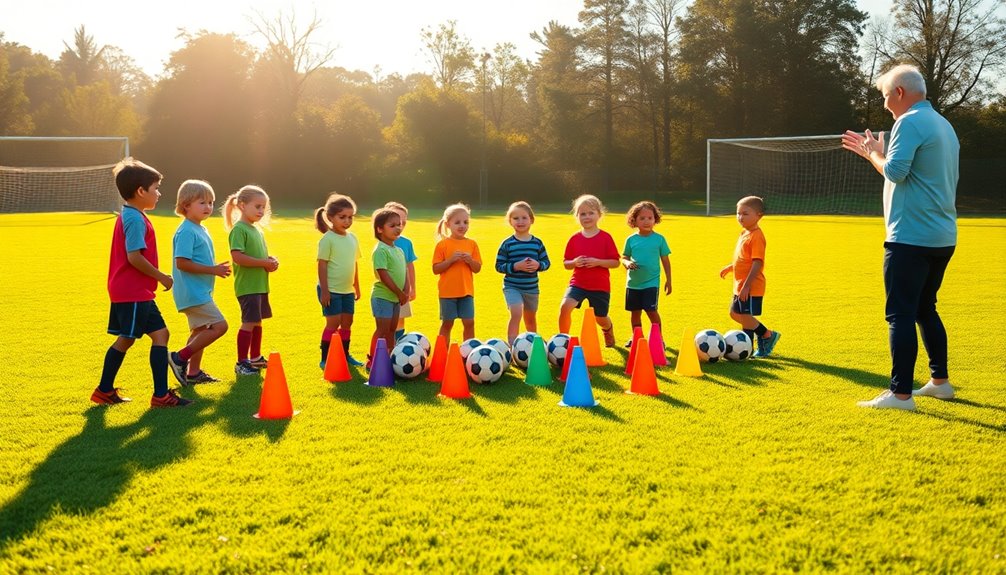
706, 135, 884, 216
0, 136, 129, 213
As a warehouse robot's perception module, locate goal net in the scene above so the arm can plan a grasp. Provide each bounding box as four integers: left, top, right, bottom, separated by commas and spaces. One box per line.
706, 135, 884, 216
0, 137, 129, 213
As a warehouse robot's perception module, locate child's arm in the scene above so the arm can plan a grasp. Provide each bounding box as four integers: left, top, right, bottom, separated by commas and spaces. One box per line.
232, 250, 279, 272
621, 255, 638, 270
462, 251, 482, 273
495, 242, 511, 274
377, 269, 408, 305
719, 264, 734, 278
584, 257, 620, 268
535, 242, 550, 272
354, 262, 361, 301
405, 262, 416, 301
432, 253, 459, 274
661, 254, 672, 295
738, 260, 763, 301
127, 250, 173, 290
177, 257, 231, 279
317, 259, 330, 306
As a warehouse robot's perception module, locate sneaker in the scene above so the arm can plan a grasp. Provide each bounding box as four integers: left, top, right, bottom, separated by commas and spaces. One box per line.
857, 390, 916, 411
168, 352, 188, 385
913, 380, 955, 399
150, 389, 193, 408
91, 387, 131, 405
753, 331, 782, 357
602, 328, 616, 348
185, 371, 220, 384
235, 360, 260, 376
249, 355, 269, 369
320, 361, 327, 371
346, 355, 364, 367
624, 338, 633, 349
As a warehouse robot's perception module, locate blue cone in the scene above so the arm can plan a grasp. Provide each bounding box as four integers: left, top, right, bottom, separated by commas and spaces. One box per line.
559, 346, 598, 407
367, 337, 395, 387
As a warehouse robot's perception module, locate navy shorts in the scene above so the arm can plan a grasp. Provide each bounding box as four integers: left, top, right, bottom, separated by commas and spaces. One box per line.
563, 286, 610, 318
317, 286, 355, 316
440, 296, 475, 320
625, 287, 659, 311
238, 293, 273, 323
731, 295, 763, 316
107, 300, 167, 339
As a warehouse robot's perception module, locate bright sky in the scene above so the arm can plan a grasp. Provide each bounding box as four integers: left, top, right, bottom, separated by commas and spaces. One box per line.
6, 0, 894, 79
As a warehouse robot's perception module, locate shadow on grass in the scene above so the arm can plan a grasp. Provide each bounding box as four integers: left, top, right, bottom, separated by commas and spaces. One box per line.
390, 379, 443, 406
450, 396, 488, 418
770, 356, 889, 389
913, 408, 1005, 434
328, 378, 385, 406
0, 403, 206, 552
211, 374, 291, 442
474, 378, 541, 404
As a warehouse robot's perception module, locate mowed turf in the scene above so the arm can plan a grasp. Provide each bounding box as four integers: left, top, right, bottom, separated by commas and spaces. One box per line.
0, 209, 1003, 573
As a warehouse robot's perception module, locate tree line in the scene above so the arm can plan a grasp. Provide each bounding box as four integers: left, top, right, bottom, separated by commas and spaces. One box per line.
1, 0, 1004, 209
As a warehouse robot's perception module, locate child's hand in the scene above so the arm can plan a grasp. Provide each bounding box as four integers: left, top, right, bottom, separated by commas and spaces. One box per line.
623, 258, 638, 270
265, 256, 279, 272
451, 250, 465, 263
719, 264, 733, 279
214, 261, 232, 278
574, 256, 587, 267
159, 273, 173, 291
525, 258, 540, 272
320, 290, 331, 307
582, 257, 599, 268
397, 292, 408, 305
355, 286, 361, 301
664, 280, 672, 295
739, 285, 751, 301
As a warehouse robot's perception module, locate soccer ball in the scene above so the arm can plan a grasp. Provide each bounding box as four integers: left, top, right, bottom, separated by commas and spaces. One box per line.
511, 332, 538, 368
546, 333, 571, 368
723, 330, 752, 361
694, 329, 726, 363
465, 345, 506, 384
399, 332, 431, 356
484, 337, 513, 366
390, 341, 427, 378
459, 338, 484, 361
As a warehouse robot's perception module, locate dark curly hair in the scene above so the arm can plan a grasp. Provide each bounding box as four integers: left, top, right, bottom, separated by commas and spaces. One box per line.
626, 201, 662, 227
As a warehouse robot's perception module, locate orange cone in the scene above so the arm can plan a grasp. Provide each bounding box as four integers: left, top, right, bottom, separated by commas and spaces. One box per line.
627, 337, 659, 395
254, 352, 298, 418
580, 306, 606, 367
625, 325, 644, 375
426, 335, 448, 382
438, 343, 471, 399
673, 327, 704, 377
324, 338, 352, 383
559, 336, 580, 381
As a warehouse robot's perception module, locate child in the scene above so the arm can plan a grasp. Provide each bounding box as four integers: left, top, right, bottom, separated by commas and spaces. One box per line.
719, 196, 781, 357
495, 201, 550, 344
370, 208, 409, 358
558, 194, 621, 345
316, 193, 363, 369
384, 201, 417, 341
168, 180, 231, 385
91, 158, 192, 408
432, 203, 482, 342
621, 201, 672, 345
223, 185, 279, 376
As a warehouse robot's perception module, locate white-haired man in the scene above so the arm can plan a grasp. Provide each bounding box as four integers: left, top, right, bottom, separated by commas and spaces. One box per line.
841, 64, 959, 410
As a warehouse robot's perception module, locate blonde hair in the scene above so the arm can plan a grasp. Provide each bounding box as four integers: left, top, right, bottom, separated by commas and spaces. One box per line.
174, 179, 215, 217
572, 194, 605, 216
221, 185, 271, 230
506, 201, 535, 223
383, 201, 409, 216
435, 203, 471, 241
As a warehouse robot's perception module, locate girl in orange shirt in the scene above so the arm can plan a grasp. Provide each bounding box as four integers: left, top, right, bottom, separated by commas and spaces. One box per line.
431, 203, 482, 342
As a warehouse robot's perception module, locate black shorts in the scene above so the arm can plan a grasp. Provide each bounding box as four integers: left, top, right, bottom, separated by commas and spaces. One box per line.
625, 287, 659, 311
238, 293, 273, 323
107, 300, 167, 339
563, 286, 610, 318
731, 295, 763, 316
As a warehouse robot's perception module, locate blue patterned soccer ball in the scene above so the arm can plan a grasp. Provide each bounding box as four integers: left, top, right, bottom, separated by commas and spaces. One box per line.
459, 338, 484, 361
546, 333, 571, 368
484, 338, 513, 366
391, 342, 427, 378
464, 345, 506, 384
399, 332, 431, 356
511, 332, 537, 368
694, 329, 726, 363
723, 330, 752, 361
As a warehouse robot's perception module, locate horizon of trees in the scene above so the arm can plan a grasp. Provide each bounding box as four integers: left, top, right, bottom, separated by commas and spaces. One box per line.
1, 0, 1004, 209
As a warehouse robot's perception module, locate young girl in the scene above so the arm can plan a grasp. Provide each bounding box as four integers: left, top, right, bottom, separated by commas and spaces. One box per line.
223, 185, 278, 376
432, 203, 482, 342
169, 180, 231, 385
370, 208, 409, 360
316, 193, 362, 369
495, 201, 550, 344
558, 194, 621, 346
621, 201, 672, 346
384, 201, 418, 341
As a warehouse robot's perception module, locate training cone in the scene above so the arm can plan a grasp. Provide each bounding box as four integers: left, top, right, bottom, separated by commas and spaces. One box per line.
649, 323, 667, 366
627, 337, 659, 395
580, 306, 606, 367
426, 335, 448, 382
673, 327, 704, 377
254, 352, 298, 419
438, 343, 471, 399
625, 326, 645, 375
559, 346, 598, 407
323, 338, 352, 383
559, 336, 580, 381
367, 338, 395, 387
524, 334, 553, 386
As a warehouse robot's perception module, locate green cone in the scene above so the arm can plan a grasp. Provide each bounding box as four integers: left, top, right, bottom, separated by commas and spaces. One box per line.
524, 334, 553, 386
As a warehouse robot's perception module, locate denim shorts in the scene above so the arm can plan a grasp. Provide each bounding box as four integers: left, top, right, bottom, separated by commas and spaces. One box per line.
731, 295, 763, 316
503, 287, 539, 312
440, 296, 475, 320
371, 297, 401, 319
563, 286, 610, 318
317, 286, 355, 316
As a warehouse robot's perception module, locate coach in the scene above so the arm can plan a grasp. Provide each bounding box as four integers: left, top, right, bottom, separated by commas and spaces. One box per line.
841, 64, 959, 411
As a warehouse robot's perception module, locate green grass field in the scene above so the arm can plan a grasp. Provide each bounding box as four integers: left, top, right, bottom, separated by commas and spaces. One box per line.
1, 210, 1004, 573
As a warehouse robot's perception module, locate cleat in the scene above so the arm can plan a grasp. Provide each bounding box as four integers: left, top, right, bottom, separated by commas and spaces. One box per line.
248, 355, 269, 369
753, 332, 781, 357
346, 355, 364, 367
91, 387, 131, 405
185, 371, 220, 384
150, 389, 193, 408
168, 352, 188, 385
235, 360, 260, 376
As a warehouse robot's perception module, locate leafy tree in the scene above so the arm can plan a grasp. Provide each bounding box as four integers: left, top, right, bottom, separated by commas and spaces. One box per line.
0, 38, 32, 134
98, 47, 151, 101
529, 21, 592, 168
59, 25, 106, 86
481, 43, 531, 133
640, 0, 685, 183
62, 82, 139, 139
421, 20, 475, 91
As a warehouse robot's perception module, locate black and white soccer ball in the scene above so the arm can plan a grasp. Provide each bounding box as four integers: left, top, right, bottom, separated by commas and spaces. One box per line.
694, 329, 726, 363
511, 332, 538, 368
484, 337, 512, 366
399, 332, 431, 356
464, 345, 506, 384
459, 338, 484, 361
546, 333, 571, 368
723, 330, 752, 361
390, 341, 427, 378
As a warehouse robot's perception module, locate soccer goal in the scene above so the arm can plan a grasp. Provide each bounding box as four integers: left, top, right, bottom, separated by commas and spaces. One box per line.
0, 136, 129, 213
706, 135, 884, 216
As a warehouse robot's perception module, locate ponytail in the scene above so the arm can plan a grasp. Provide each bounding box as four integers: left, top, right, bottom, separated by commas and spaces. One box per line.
314, 207, 330, 233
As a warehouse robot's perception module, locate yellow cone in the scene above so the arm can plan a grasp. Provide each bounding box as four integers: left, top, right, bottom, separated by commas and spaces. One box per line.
673, 327, 703, 377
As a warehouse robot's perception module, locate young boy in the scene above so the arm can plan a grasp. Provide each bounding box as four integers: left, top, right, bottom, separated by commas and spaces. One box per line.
719, 196, 781, 357
91, 158, 192, 408
384, 202, 417, 342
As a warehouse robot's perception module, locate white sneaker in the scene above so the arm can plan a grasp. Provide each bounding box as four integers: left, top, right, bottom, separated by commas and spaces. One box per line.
913, 380, 955, 399
857, 390, 916, 411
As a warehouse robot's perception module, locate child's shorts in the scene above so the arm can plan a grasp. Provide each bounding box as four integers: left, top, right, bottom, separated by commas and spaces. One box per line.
238, 293, 273, 323
317, 286, 355, 316
625, 287, 659, 312
399, 301, 413, 319
183, 301, 226, 330
371, 297, 401, 319
440, 296, 475, 321
503, 287, 539, 312
563, 286, 610, 318
731, 295, 763, 316
108, 300, 166, 339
